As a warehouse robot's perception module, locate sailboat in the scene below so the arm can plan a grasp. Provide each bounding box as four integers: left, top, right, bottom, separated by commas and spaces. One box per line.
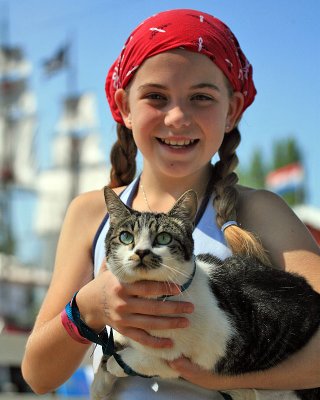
0, 44, 40, 329
0, 45, 36, 189
34, 91, 110, 269
0, 44, 37, 257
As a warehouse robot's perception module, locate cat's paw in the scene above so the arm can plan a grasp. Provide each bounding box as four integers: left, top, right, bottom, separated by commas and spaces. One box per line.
107, 355, 128, 378
91, 360, 117, 400
108, 348, 180, 379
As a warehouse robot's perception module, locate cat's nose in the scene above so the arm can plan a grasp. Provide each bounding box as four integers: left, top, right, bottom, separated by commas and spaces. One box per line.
135, 249, 151, 259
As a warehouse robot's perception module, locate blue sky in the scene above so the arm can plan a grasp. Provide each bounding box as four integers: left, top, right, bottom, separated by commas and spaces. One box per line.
2, 0, 320, 262
5, 0, 320, 204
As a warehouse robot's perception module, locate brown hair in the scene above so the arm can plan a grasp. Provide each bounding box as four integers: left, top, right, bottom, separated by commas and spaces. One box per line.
212, 127, 271, 265
108, 124, 270, 266
109, 124, 137, 188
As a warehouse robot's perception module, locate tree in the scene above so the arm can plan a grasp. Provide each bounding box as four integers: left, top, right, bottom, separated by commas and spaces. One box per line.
238, 136, 305, 206
237, 149, 267, 189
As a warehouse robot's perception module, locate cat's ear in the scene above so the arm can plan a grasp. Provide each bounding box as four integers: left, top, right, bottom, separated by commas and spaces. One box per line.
103, 187, 131, 223
168, 190, 198, 224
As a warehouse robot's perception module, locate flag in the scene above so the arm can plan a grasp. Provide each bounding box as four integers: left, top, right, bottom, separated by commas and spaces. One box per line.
43, 45, 68, 76
265, 162, 304, 195
0, 45, 31, 77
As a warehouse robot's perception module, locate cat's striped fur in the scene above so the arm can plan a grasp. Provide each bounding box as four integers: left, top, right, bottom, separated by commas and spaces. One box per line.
91, 188, 320, 400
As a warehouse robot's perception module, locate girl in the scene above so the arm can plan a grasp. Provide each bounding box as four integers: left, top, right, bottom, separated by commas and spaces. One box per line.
22, 9, 320, 399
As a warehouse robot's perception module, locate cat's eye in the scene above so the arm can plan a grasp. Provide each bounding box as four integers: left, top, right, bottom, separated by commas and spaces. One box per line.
119, 231, 134, 245
155, 232, 172, 245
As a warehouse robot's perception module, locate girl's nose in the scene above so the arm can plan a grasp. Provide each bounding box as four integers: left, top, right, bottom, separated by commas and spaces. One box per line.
164, 105, 192, 129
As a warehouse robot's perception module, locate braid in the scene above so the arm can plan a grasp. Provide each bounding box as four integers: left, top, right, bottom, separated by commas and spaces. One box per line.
108, 124, 137, 188
212, 127, 271, 265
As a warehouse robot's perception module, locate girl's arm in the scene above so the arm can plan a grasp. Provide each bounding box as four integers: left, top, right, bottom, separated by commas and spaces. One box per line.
169, 328, 320, 390
171, 189, 320, 390
21, 193, 99, 394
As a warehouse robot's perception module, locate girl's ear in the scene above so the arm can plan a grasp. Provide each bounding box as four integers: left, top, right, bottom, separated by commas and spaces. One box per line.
114, 89, 132, 129
225, 92, 244, 132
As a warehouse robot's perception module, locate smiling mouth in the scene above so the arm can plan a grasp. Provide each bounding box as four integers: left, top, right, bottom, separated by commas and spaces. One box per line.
157, 138, 199, 148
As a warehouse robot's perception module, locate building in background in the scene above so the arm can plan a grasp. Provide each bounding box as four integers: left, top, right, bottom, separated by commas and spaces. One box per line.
0, 39, 109, 395
0, 43, 38, 329
34, 91, 109, 270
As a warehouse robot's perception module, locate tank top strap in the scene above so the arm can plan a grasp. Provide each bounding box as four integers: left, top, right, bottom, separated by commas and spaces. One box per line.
92, 177, 140, 276
193, 191, 231, 259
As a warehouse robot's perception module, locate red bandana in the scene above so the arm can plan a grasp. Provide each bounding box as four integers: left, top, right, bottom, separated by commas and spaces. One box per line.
105, 9, 256, 124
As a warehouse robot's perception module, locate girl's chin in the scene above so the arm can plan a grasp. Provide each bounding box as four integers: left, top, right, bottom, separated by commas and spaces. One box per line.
153, 160, 206, 179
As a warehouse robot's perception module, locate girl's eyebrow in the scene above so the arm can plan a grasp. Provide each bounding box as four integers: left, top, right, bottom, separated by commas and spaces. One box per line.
190, 83, 221, 92
137, 82, 221, 92
137, 83, 167, 91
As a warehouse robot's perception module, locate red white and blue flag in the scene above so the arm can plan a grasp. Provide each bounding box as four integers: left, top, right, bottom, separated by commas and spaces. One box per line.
265, 162, 304, 195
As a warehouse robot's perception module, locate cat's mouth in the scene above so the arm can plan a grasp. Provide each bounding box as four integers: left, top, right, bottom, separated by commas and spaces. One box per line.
157, 138, 199, 148
134, 262, 156, 271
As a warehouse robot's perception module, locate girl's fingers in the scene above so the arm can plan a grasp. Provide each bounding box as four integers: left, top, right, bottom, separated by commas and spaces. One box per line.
168, 358, 230, 390
125, 280, 183, 297
124, 313, 190, 331
122, 327, 174, 348
127, 297, 194, 316
168, 358, 212, 384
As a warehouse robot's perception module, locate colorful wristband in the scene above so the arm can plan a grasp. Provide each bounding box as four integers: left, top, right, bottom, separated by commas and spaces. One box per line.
61, 306, 91, 345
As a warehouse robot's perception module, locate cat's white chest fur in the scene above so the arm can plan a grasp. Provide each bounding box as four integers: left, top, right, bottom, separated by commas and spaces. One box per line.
144, 262, 234, 366
107, 261, 235, 378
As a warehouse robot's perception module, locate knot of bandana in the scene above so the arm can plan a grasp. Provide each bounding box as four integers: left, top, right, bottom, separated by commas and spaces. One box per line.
105, 9, 256, 125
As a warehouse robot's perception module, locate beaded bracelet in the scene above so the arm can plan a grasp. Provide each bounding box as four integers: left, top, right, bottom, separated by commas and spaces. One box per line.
61, 296, 91, 345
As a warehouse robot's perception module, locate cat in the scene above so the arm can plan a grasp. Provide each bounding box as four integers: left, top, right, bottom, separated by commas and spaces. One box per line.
91, 187, 320, 400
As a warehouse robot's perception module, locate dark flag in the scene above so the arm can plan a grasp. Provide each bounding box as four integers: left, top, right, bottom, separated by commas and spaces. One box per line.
43, 45, 68, 76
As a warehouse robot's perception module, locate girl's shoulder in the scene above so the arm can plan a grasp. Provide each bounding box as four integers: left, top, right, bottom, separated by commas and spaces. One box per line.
69, 185, 126, 212
236, 185, 285, 211
65, 185, 127, 236
236, 185, 298, 230
236, 185, 320, 273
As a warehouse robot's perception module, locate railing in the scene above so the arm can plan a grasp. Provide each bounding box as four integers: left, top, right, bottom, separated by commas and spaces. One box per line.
0, 332, 91, 399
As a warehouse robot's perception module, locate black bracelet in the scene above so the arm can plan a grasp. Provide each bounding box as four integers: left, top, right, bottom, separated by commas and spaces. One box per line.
67, 292, 114, 355
69, 293, 154, 378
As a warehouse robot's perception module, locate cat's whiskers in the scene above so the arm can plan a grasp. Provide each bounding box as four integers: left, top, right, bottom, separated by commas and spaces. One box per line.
113, 261, 132, 281
158, 261, 194, 298
159, 261, 191, 279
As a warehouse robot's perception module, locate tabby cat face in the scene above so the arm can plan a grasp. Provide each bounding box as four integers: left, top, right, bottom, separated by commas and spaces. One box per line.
104, 188, 197, 284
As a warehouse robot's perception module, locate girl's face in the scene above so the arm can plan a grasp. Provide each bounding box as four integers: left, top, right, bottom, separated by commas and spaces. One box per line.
115, 49, 244, 179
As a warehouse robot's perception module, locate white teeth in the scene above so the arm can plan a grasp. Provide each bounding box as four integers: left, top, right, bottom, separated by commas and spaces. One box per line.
161, 138, 195, 146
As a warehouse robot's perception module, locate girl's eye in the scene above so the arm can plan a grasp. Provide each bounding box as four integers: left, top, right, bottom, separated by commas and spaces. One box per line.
119, 231, 134, 245
155, 232, 172, 246
191, 94, 214, 102
145, 93, 167, 101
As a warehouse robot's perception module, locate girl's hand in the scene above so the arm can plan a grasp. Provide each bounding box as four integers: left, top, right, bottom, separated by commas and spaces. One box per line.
169, 358, 218, 389
76, 262, 194, 349
168, 358, 234, 390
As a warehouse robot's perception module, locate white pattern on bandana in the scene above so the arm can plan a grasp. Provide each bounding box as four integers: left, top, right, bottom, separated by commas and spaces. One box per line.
150, 27, 166, 33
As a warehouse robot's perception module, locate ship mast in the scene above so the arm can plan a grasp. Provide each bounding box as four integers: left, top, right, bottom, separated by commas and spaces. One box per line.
35, 36, 109, 269
0, 3, 36, 255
